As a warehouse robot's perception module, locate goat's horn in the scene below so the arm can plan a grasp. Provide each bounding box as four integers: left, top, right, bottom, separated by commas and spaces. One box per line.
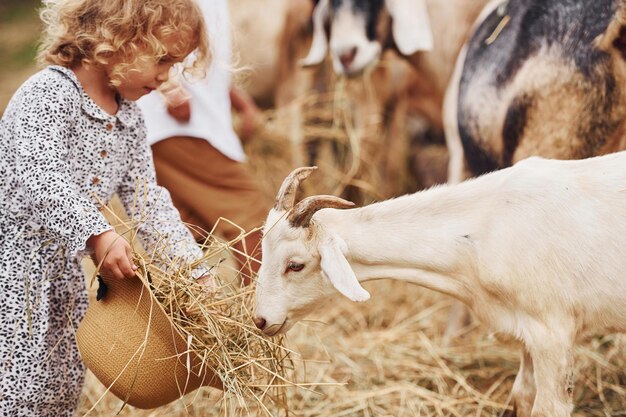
289, 195, 355, 228
274, 167, 318, 211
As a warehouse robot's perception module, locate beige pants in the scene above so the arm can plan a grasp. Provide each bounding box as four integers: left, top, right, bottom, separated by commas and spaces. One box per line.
152, 137, 269, 278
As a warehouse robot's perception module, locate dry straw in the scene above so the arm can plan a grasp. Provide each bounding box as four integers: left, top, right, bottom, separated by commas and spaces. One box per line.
244, 62, 399, 206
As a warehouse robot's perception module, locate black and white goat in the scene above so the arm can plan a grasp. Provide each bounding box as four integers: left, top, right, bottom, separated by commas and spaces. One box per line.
446, 0, 626, 178
254, 156, 626, 417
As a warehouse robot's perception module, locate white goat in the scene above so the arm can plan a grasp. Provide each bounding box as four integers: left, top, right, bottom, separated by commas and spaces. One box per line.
254, 155, 626, 417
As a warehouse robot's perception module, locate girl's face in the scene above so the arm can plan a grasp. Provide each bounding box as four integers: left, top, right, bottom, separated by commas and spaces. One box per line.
108, 33, 189, 101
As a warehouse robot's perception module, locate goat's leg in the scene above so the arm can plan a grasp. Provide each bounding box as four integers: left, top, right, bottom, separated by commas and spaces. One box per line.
503, 348, 536, 417
527, 336, 575, 417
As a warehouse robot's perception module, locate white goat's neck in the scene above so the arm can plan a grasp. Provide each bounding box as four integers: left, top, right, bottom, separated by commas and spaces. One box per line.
313, 181, 497, 303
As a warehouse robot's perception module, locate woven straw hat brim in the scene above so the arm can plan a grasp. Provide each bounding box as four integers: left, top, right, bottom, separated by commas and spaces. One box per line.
77, 274, 221, 409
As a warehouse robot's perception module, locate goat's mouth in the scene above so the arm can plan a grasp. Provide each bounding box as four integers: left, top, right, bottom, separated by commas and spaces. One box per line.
263, 318, 291, 337
338, 57, 379, 79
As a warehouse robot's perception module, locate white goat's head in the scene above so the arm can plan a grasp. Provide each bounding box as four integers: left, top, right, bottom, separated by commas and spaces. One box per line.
254, 167, 370, 336
302, 0, 433, 76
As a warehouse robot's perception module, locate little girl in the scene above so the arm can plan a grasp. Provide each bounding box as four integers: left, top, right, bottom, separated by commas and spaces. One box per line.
0, 0, 211, 415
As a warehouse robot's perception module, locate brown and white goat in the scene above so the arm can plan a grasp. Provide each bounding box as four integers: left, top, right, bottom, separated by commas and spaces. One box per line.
301, 0, 626, 185
254, 158, 626, 417
445, 0, 626, 178
303, 0, 626, 190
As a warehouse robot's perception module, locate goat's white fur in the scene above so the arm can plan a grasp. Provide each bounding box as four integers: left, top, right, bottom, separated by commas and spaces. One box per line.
303, 0, 435, 73
300, 0, 330, 67
255, 152, 626, 417
386, 0, 434, 54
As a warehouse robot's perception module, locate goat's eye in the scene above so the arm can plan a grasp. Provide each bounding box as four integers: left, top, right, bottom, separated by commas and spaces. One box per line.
286, 262, 305, 273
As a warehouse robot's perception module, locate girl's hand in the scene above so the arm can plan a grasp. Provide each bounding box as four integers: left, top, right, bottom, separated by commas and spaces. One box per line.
159, 78, 191, 123
230, 87, 263, 143
87, 230, 137, 280
167, 100, 191, 123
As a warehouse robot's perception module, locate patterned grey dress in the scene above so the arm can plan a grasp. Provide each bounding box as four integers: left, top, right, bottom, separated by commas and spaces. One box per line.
0, 66, 204, 416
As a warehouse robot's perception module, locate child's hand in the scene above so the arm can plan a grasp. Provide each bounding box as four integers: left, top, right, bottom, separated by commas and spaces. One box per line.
230, 87, 263, 143
167, 100, 191, 123
87, 230, 138, 280
159, 78, 191, 123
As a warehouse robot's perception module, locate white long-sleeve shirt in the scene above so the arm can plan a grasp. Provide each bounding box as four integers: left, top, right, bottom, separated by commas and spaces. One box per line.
137, 0, 246, 162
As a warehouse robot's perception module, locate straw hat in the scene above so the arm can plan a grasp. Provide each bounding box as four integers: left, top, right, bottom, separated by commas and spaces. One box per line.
77, 273, 222, 409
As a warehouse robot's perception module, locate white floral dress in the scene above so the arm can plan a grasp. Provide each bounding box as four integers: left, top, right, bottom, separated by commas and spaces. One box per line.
0, 66, 204, 416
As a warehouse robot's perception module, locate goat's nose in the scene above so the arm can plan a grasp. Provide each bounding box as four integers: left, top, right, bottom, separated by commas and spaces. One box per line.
253, 316, 267, 330
339, 47, 358, 70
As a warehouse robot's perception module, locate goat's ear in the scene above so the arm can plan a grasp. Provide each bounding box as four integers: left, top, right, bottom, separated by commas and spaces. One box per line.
319, 235, 370, 302
301, 0, 329, 66
385, 0, 434, 55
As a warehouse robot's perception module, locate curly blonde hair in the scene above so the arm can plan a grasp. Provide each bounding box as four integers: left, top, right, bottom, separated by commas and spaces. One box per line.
38, 0, 210, 85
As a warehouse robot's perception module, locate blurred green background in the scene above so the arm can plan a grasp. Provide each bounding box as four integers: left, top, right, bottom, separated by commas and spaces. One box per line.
0, 0, 41, 115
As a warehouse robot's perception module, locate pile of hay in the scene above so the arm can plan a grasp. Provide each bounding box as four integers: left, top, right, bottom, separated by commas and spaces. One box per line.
283, 280, 626, 417
80, 273, 626, 416
241, 94, 626, 416
242, 71, 406, 206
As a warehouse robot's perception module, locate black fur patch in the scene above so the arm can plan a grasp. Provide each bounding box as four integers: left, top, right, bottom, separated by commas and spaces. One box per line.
458, 120, 500, 176
612, 25, 626, 60
462, 0, 615, 88
502, 95, 532, 166
331, 0, 385, 41
473, 0, 614, 86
